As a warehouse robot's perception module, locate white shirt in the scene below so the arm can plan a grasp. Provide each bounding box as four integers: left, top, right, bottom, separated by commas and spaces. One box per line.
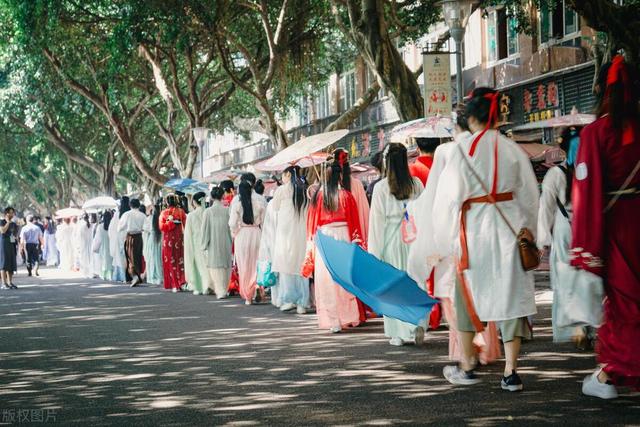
117, 210, 147, 234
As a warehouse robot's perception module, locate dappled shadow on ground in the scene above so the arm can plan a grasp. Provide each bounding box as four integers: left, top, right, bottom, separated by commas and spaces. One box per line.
0, 267, 638, 426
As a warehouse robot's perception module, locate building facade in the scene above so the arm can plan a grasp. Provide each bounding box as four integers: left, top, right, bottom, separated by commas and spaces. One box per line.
199, 0, 599, 178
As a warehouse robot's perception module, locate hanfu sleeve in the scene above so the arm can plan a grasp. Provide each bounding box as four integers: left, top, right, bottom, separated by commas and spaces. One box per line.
228, 199, 241, 237
537, 167, 565, 247
306, 195, 320, 241
367, 182, 385, 259
350, 177, 370, 243
570, 126, 605, 276
159, 210, 176, 233
344, 191, 364, 248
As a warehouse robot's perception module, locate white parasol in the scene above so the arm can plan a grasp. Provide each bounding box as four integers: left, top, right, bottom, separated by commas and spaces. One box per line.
254, 151, 329, 172
389, 116, 454, 144
55, 207, 84, 219
261, 129, 349, 169
511, 113, 595, 132
82, 196, 118, 212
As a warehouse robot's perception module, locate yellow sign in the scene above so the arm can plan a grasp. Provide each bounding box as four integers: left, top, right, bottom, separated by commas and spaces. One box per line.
423, 53, 452, 117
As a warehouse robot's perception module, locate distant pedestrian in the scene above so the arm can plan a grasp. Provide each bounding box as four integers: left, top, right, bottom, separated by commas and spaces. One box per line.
118, 198, 146, 286
184, 192, 210, 295
0, 207, 18, 289
19, 215, 43, 277
42, 217, 59, 267
142, 200, 163, 286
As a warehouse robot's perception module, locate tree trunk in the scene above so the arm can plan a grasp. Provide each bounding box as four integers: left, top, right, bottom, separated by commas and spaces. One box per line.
256, 98, 289, 150
325, 80, 381, 131
333, 0, 424, 122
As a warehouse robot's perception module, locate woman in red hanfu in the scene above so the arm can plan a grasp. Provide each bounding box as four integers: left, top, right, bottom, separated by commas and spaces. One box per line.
304, 154, 364, 333
571, 55, 640, 399
159, 194, 187, 292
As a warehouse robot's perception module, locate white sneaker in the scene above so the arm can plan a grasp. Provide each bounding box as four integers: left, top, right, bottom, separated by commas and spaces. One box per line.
389, 337, 405, 346
245, 300, 252, 305
193, 290, 201, 296
414, 326, 425, 345
582, 370, 618, 399
280, 303, 296, 312
172, 288, 178, 293
296, 306, 307, 314
217, 294, 228, 300
130, 275, 140, 287
330, 326, 342, 333
443, 365, 481, 386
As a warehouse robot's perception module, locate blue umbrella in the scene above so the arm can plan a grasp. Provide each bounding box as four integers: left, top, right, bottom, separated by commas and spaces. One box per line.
316, 232, 438, 325
165, 178, 209, 195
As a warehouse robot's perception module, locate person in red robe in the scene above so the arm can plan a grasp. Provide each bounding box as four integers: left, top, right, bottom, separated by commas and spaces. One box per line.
571, 55, 640, 399
303, 156, 364, 333
159, 194, 188, 292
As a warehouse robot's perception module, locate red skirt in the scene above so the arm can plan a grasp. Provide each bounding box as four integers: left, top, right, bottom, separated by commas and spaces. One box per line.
598, 196, 640, 389
162, 227, 186, 290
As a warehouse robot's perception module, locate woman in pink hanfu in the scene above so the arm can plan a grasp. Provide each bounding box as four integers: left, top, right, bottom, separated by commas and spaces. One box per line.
229, 181, 266, 304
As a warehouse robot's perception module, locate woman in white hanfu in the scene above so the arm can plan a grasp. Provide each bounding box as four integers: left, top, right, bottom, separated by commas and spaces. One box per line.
184, 192, 211, 295
407, 114, 501, 365
257, 196, 279, 306
55, 218, 75, 271
43, 218, 59, 267
537, 129, 603, 344
229, 180, 266, 304
433, 88, 539, 392
108, 209, 126, 282
271, 166, 310, 314
75, 215, 94, 278
369, 143, 425, 345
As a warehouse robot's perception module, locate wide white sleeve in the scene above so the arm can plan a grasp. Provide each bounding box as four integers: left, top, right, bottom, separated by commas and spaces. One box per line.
367, 182, 385, 259
228, 199, 241, 237
201, 210, 211, 251
537, 167, 565, 247
514, 146, 540, 238
432, 150, 467, 256
117, 212, 127, 232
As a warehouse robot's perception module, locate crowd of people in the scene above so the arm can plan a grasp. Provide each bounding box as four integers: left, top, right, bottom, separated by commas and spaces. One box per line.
1, 57, 638, 400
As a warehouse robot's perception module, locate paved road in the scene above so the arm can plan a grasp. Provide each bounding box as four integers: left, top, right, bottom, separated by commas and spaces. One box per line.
1, 268, 638, 426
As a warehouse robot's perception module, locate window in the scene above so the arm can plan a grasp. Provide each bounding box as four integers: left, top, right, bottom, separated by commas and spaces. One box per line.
339, 71, 356, 112
540, 0, 579, 44
366, 68, 386, 100
487, 8, 518, 62
315, 85, 330, 119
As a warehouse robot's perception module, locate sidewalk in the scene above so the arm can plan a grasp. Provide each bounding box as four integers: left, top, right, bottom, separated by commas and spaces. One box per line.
0, 267, 638, 426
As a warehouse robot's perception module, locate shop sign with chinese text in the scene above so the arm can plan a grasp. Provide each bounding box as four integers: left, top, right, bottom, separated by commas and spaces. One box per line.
423, 53, 452, 117
523, 81, 561, 123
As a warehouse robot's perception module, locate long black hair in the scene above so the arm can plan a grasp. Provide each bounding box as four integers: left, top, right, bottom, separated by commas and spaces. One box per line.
238, 181, 254, 224
45, 216, 56, 234
119, 196, 130, 217
332, 148, 351, 191
284, 165, 308, 215
83, 214, 91, 228
152, 198, 162, 240
313, 162, 342, 212
102, 210, 113, 231
384, 143, 417, 200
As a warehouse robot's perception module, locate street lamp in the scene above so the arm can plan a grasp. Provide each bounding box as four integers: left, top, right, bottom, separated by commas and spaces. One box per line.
192, 127, 210, 179
439, 0, 477, 106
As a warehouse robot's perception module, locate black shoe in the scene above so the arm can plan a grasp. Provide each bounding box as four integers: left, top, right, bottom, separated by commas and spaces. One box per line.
27, 268, 32, 277
9, 284, 18, 290
501, 370, 523, 392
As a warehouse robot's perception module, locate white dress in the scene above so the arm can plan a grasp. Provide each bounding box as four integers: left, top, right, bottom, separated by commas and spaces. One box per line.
55, 223, 74, 271
270, 183, 310, 308
369, 177, 425, 341
537, 166, 603, 341
75, 223, 94, 278
43, 229, 59, 267
432, 130, 539, 322
184, 205, 210, 294
108, 213, 126, 282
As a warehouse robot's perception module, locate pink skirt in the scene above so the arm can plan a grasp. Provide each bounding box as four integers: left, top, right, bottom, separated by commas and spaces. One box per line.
314, 223, 361, 330
235, 226, 261, 302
